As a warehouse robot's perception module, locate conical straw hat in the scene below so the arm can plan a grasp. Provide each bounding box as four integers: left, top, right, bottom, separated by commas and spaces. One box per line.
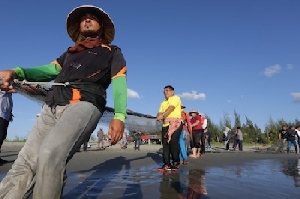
66, 5, 115, 44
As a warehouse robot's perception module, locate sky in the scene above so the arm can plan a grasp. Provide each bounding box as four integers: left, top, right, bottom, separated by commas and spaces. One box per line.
0, 0, 299, 139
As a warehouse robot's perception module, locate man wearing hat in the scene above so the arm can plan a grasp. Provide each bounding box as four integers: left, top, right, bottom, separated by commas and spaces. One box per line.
0, 5, 127, 198
189, 110, 207, 158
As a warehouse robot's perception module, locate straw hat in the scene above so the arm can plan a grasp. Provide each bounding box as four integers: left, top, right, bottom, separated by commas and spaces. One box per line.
66, 5, 115, 44
189, 109, 199, 115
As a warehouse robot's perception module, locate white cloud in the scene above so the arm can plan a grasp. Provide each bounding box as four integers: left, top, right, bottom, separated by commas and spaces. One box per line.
226, 99, 232, 103
264, 64, 281, 77
240, 95, 245, 99
178, 91, 206, 100
291, 92, 300, 103
286, 64, 293, 70
127, 88, 140, 99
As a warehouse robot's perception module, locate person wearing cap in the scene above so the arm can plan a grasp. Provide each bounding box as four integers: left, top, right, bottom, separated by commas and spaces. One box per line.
179, 104, 191, 165
0, 5, 127, 198
157, 85, 183, 171
189, 110, 207, 158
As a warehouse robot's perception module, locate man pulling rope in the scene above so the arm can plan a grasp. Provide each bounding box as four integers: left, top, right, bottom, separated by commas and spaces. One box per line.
0, 5, 127, 199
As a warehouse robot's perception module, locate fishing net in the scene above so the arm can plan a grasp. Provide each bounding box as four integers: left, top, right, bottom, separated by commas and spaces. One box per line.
10, 80, 162, 133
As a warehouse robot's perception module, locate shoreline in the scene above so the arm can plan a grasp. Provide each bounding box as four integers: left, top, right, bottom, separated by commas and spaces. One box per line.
1, 142, 299, 198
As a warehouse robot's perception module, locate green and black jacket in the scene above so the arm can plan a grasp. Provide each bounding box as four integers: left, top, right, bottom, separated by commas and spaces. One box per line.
13, 45, 127, 122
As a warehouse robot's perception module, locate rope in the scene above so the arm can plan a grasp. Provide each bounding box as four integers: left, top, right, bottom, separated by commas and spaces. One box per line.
13, 79, 70, 87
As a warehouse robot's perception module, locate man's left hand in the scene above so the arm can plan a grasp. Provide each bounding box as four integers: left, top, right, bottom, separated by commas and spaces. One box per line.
108, 119, 125, 145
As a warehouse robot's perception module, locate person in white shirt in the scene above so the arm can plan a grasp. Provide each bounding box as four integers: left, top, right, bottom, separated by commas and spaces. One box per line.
223, 127, 231, 151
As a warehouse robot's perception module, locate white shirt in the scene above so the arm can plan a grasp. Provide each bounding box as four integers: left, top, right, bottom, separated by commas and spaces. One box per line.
202, 118, 207, 129
295, 129, 300, 138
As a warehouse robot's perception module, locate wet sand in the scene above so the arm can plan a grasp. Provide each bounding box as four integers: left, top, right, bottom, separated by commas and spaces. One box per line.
1, 142, 300, 198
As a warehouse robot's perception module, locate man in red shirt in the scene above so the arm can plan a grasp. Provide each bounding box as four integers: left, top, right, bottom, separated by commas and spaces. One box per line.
189, 110, 207, 158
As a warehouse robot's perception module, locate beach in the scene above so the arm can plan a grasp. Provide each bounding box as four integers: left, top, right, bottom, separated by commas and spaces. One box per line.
1, 142, 300, 198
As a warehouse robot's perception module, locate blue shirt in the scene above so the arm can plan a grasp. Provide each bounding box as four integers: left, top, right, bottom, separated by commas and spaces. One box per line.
0, 91, 13, 121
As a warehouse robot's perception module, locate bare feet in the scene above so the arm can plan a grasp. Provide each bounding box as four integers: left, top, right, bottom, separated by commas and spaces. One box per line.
189, 154, 197, 158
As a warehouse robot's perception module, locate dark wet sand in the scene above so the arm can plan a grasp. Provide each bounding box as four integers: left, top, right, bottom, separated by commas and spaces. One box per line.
1, 142, 299, 198
0, 142, 294, 172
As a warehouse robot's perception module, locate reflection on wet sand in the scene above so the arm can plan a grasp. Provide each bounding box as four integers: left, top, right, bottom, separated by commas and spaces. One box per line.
64, 166, 209, 199
281, 159, 300, 187
63, 159, 300, 199
1, 157, 300, 198
159, 169, 208, 199
186, 169, 207, 198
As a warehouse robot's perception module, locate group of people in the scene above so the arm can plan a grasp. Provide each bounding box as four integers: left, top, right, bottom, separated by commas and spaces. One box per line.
156, 85, 208, 171
77, 127, 143, 151
223, 127, 244, 151
279, 124, 300, 154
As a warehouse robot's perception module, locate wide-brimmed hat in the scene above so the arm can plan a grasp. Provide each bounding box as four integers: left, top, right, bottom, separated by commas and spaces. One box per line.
189, 109, 199, 115
66, 5, 115, 44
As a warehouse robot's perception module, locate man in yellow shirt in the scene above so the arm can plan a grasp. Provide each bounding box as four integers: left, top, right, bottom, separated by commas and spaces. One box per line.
157, 85, 182, 171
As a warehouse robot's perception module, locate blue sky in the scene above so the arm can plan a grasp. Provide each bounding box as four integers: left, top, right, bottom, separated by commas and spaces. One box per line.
1, 0, 299, 139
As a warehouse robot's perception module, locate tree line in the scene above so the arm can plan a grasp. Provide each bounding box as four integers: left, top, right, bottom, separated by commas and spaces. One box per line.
206, 110, 299, 144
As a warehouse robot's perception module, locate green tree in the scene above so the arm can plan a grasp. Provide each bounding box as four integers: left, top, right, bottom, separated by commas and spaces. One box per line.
265, 116, 280, 143
233, 110, 241, 128
206, 115, 222, 142
222, 112, 232, 129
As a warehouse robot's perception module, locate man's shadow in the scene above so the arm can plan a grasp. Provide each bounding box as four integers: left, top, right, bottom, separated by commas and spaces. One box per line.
63, 153, 162, 199
0, 153, 19, 166
0, 152, 19, 158
0, 159, 15, 166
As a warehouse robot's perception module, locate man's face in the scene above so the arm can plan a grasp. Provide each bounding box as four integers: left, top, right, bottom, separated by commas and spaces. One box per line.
80, 14, 101, 34
283, 126, 287, 130
163, 88, 174, 99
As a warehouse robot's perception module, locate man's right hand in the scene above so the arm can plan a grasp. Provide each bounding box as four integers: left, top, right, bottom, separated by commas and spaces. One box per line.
0, 70, 17, 91
108, 119, 125, 145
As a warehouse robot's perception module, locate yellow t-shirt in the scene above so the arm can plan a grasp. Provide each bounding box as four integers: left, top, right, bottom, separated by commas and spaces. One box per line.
159, 95, 182, 126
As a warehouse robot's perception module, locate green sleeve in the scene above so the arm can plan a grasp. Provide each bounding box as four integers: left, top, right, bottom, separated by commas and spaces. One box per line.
12, 63, 61, 81
112, 76, 127, 122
